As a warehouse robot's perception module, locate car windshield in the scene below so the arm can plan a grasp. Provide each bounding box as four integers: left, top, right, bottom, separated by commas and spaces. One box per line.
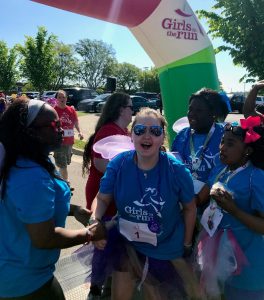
95, 94, 107, 100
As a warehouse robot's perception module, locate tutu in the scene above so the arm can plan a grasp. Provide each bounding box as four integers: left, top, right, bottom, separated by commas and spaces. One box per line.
196, 229, 248, 298
74, 224, 192, 299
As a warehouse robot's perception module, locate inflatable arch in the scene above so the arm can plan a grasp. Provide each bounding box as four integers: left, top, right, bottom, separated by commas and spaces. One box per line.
32, 0, 219, 145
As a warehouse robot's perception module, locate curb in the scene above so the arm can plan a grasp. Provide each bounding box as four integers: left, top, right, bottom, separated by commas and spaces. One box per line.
72, 147, 84, 157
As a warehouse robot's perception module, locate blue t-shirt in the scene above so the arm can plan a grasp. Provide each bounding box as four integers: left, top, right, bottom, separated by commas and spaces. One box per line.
207, 163, 264, 290
0, 158, 70, 297
171, 123, 224, 184
100, 151, 194, 260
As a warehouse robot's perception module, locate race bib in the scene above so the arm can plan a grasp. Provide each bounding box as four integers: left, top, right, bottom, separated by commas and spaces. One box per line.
63, 129, 74, 137
200, 205, 223, 237
119, 218, 157, 246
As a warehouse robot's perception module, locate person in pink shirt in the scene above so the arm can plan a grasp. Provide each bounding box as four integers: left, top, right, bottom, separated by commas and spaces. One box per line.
54, 90, 84, 181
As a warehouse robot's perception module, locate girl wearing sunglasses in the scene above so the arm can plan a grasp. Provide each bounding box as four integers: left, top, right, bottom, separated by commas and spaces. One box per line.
89, 108, 200, 300
197, 116, 264, 299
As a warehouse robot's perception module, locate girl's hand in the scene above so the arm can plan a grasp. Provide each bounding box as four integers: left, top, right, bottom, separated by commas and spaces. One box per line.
211, 188, 238, 215
89, 221, 107, 241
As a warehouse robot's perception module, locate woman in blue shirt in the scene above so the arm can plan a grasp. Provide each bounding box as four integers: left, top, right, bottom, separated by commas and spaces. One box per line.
89, 108, 201, 300
0, 99, 105, 299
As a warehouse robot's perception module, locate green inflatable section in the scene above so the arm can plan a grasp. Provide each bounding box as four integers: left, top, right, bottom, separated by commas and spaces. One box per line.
158, 47, 219, 146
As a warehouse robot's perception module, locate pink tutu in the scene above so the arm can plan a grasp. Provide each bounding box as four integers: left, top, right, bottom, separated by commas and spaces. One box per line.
196, 229, 248, 298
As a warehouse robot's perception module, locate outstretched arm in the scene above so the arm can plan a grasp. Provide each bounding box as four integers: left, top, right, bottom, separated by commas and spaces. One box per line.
243, 80, 264, 118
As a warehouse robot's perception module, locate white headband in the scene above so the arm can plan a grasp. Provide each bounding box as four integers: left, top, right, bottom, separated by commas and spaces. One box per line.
27, 100, 45, 127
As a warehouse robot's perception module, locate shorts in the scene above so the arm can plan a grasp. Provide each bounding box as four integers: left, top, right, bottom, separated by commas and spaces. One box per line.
54, 145, 73, 168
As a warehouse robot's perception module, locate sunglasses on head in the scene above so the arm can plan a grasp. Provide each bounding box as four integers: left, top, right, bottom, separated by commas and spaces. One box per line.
224, 123, 245, 137
133, 124, 163, 137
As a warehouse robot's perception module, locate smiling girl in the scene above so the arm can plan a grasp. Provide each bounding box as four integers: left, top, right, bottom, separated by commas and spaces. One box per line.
197, 116, 264, 299
90, 108, 200, 300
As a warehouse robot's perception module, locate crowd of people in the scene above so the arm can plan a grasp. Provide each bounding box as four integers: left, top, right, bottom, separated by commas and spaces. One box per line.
0, 82, 264, 300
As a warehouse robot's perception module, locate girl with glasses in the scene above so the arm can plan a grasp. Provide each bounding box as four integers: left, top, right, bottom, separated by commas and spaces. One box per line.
89, 108, 200, 300
197, 116, 264, 299
0, 99, 105, 300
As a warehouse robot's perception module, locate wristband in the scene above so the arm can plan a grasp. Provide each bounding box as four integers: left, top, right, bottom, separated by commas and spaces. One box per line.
184, 243, 192, 248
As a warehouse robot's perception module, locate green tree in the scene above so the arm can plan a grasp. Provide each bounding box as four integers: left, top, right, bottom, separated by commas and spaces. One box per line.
139, 68, 160, 92
17, 27, 58, 93
0, 41, 17, 93
74, 39, 117, 90
198, 0, 264, 81
53, 42, 79, 89
115, 62, 140, 93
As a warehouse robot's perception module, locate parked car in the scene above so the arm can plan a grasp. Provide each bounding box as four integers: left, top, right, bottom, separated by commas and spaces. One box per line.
256, 96, 264, 106
77, 93, 111, 112
63, 87, 98, 108
134, 92, 159, 100
230, 94, 245, 113
41, 91, 57, 100
24, 91, 40, 99
97, 95, 158, 114
131, 95, 158, 113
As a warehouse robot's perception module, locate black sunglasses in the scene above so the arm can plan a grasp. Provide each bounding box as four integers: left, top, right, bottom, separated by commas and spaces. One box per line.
133, 124, 163, 137
224, 123, 245, 137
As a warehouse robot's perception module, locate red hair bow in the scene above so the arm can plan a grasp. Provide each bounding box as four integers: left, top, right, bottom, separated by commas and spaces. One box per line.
240, 116, 261, 143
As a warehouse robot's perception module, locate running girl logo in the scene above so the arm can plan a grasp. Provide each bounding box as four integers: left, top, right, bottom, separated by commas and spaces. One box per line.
133, 187, 165, 218
161, 9, 204, 41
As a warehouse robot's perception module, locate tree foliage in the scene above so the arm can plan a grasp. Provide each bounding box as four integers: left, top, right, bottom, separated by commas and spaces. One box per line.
75, 39, 116, 90
17, 27, 58, 93
198, 0, 264, 81
0, 41, 17, 93
53, 42, 78, 89
115, 62, 140, 93
138, 68, 160, 93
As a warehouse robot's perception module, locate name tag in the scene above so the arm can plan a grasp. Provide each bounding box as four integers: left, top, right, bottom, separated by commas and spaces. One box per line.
63, 129, 74, 137
119, 218, 157, 246
200, 205, 223, 237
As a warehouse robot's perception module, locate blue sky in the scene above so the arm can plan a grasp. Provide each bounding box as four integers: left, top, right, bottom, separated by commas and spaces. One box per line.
0, 0, 251, 92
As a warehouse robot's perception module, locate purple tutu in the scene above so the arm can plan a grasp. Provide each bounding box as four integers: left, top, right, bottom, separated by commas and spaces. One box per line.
74, 225, 199, 299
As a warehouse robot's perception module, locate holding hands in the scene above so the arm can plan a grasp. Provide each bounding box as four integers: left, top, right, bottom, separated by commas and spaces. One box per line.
88, 219, 107, 249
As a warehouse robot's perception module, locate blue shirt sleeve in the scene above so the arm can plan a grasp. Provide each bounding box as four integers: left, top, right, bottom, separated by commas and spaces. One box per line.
99, 152, 127, 195
11, 169, 57, 224
171, 159, 194, 203
171, 128, 189, 153
250, 168, 264, 212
